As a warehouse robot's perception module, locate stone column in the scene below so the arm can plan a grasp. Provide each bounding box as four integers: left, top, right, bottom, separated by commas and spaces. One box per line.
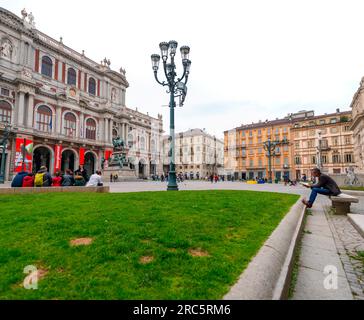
17, 91, 25, 127
56, 106, 62, 134
104, 118, 109, 143
26, 93, 34, 128
98, 117, 104, 142
79, 112, 84, 138
109, 119, 113, 144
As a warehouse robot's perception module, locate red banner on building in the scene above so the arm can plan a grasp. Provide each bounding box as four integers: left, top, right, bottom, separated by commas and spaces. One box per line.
104, 150, 113, 161
54, 145, 62, 173
79, 148, 85, 166
14, 138, 33, 173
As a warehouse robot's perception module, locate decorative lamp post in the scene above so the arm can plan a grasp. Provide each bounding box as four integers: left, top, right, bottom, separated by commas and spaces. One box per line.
263, 138, 278, 183
0, 123, 12, 184
316, 130, 322, 170
151, 40, 191, 191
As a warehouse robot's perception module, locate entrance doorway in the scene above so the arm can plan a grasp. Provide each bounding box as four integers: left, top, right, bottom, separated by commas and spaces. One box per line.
84, 152, 95, 175
61, 150, 75, 172
150, 161, 156, 176
138, 160, 146, 178
33, 146, 51, 173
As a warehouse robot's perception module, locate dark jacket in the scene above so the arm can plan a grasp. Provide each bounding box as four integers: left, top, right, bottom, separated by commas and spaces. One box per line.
11, 171, 28, 188
42, 172, 53, 187
61, 174, 74, 186
311, 174, 341, 196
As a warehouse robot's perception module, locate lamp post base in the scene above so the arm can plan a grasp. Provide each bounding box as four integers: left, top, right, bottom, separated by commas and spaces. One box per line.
167, 171, 179, 191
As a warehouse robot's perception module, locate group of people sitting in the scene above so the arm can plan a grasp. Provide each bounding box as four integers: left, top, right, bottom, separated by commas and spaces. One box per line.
11, 165, 103, 188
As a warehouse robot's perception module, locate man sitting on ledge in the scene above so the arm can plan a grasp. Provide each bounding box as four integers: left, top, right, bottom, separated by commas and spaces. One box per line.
302, 167, 341, 208
86, 170, 103, 187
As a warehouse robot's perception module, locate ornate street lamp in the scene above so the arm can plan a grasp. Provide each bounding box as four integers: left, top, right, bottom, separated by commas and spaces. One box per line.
151, 40, 191, 191
263, 138, 278, 183
0, 123, 12, 184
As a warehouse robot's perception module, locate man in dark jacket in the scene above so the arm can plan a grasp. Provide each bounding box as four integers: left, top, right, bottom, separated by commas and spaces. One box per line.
37, 166, 52, 187
11, 171, 28, 187
302, 168, 341, 208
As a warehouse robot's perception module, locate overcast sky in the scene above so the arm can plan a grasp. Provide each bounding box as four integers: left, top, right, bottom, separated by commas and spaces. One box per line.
3, 0, 364, 139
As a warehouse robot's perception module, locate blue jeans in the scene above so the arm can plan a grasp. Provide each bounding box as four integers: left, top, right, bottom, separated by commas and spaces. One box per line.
309, 187, 331, 204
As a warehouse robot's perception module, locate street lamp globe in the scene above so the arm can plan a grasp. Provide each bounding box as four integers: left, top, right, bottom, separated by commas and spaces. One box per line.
180, 46, 190, 61
151, 54, 160, 71
168, 40, 178, 55
159, 42, 169, 59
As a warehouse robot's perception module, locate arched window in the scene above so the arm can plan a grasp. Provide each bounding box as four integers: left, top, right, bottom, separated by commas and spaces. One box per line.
41, 56, 53, 78
0, 100, 12, 124
67, 68, 77, 86
140, 137, 145, 150
36, 105, 52, 132
88, 77, 96, 95
85, 118, 96, 140
128, 134, 133, 148
64, 112, 76, 137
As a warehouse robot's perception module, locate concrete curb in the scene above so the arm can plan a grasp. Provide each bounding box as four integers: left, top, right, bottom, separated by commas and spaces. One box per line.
348, 214, 364, 238
223, 196, 306, 300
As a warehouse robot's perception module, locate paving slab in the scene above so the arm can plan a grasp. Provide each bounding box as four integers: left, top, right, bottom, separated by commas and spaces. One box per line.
300, 233, 338, 252
299, 244, 347, 278
292, 266, 353, 300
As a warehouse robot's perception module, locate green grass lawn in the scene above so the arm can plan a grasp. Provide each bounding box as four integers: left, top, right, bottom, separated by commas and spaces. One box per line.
0, 190, 298, 300
341, 186, 364, 191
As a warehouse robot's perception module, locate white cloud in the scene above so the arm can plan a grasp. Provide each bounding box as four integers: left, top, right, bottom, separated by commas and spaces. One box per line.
3, 0, 364, 139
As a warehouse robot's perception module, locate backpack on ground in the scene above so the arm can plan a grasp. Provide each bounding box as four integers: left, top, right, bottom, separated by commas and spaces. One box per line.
34, 173, 45, 187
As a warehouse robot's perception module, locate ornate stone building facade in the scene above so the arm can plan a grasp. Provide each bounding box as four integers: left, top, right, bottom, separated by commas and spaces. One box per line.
224, 109, 355, 181
291, 109, 354, 178
349, 77, 364, 173
162, 129, 224, 179
0, 7, 163, 180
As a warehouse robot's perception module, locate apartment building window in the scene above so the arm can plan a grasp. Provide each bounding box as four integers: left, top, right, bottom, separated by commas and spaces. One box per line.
258, 159, 263, 167
1, 88, 10, 96
258, 129, 262, 136
295, 156, 301, 165
283, 145, 289, 152
85, 118, 96, 140
0, 100, 12, 124
283, 127, 287, 133
311, 155, 316, 164
41, 56, 53, 78
284, 157, 289, 165
242, 150, 246, 157
320, 128, 327, 134
309, 130, 315, 136
319, 119, 325, 125
345, 136, 351, 144
295, 142, 299, 148
258, 137, 262, 143
67, 68, 77, 86
36, 105, 52, 132
249, 139, 253, 145
332, 154, 341, 163
258, 148, 262, 154
64, 112, 76, 137
295, 131, 300, 138
249, 130, 252, 137
333, 137, 339, 146
275, 147, 280, 154
241, 131, 245, 137
276, 157, 281, 165
344, 126, 350, 132
344, 153, 354, 163
267, 128, 271, 135
88, 77, 96, 95
249, 159, 253, 167
330, 118, 337, 124
242, 140, 246, 146
249, 149, 253, 155
321, 155, 327, 164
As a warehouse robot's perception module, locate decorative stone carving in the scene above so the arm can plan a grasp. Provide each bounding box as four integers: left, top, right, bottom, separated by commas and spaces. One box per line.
21, 68, 32, 79
111, 88, 117, 102
0, 38, 13, 59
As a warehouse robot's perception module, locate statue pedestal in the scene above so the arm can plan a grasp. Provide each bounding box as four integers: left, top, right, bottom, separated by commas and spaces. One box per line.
102, 165, 138, 182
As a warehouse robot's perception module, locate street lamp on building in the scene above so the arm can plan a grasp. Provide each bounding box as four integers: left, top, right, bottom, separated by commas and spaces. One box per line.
316, 130, 322, 170
263, 138, 278, 183
0, 123, 12, 184
151, 41, 191, 191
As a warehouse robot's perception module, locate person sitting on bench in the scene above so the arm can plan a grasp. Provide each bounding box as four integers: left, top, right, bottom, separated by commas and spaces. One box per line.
302, 168, 341, 208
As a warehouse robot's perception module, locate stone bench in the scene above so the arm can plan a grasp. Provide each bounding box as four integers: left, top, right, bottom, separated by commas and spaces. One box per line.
330, 193, 359, 215
0, 186, 110, 194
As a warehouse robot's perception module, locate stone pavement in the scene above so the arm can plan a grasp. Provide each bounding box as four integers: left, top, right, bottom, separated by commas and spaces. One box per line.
292, 195, 364, 300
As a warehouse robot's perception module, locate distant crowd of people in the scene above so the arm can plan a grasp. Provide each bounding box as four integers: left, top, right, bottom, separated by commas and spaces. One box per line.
11, 165, 103, 188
